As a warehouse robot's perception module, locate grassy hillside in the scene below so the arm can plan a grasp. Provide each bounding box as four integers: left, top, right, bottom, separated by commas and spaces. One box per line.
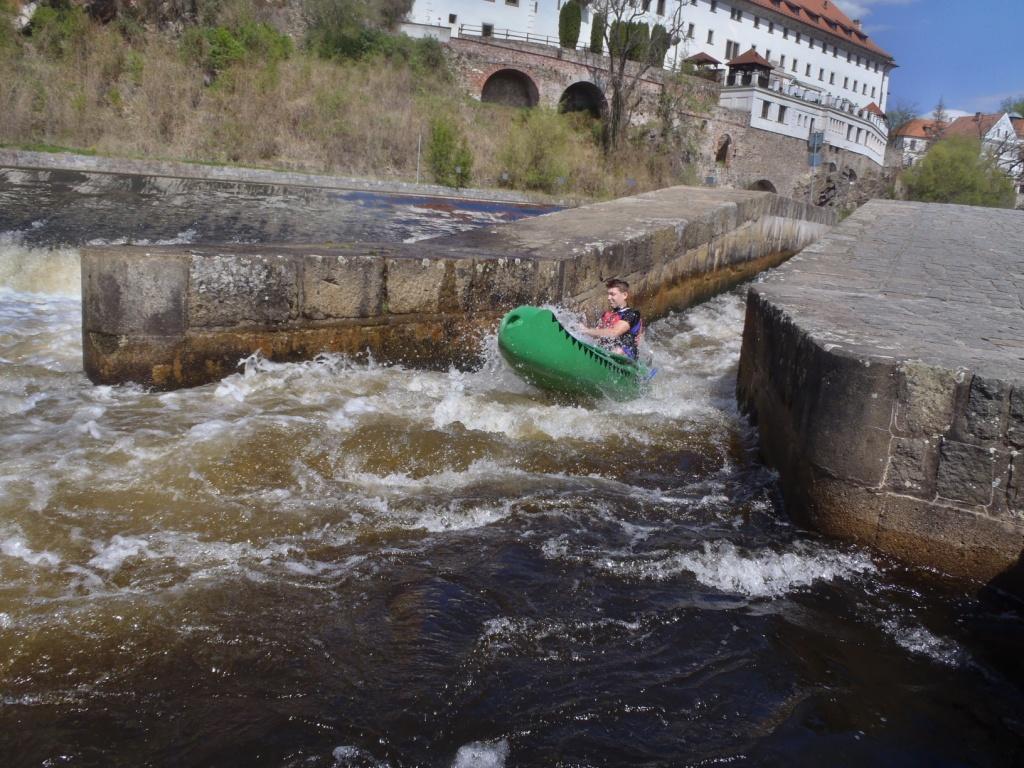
0, 0, 700, 198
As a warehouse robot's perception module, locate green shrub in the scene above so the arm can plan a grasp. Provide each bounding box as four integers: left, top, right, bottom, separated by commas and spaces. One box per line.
427, 115, 472, 188
558, 1, 581, 49
902, 137, 1016, 208
499, 109, 573, 192
589, 11, 605, 54
609, 20, 649, 62
181, 21, 291, 75
27, 3, 89, 59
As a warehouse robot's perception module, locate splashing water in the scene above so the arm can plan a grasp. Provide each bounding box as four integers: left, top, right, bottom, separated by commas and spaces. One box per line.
1, 213, 1023, 766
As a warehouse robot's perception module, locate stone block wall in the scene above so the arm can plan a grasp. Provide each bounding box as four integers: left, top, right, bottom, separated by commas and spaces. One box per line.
737, 200, 1024, 586
82, 186, 834, 390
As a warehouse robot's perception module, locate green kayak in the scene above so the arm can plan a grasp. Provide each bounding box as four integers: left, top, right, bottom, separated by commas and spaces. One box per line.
497, 305, 652, 400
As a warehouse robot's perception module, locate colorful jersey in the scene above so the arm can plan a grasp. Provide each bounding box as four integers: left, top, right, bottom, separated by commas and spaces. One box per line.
598, 307, 642, 360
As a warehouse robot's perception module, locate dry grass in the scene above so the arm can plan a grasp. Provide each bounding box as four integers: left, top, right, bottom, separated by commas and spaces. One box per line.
0, 15, 696, 198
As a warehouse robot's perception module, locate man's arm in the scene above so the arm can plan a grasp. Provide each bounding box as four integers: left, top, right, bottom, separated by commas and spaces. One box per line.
582, 319, 630, 339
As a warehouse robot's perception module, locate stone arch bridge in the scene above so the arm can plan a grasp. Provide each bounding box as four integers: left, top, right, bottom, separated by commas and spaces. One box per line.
445, 36, 670, 117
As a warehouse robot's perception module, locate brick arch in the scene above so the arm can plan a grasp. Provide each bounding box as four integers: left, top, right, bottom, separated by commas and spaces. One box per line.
747, 179, 778, 193
481, 68, 540, 108
558, 81, 607, 118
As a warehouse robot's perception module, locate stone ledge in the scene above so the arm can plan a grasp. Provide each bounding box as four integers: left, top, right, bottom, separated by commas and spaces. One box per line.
737, 199, 1024, 587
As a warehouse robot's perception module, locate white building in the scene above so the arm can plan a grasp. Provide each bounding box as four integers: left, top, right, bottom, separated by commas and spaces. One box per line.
406, 1, 896, 165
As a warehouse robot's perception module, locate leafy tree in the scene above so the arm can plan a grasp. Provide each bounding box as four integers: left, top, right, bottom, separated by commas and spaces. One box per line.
589, 11, 606, 54
999, 94, 1024, 116
558, 1, 581, 50
902, 136, 1015, 209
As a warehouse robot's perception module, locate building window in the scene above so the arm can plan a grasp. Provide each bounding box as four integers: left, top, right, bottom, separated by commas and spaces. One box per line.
482, 23, 494, 36
768, 21, 774, 34
829, 72, 835, 84
809, 38, 815, 50
710, 0, 717, 11
707, 29, 714, 44
754, 16, 760, 28
765, 49, 771, 60
795, 32, 801, 43
791, 58, 797, 72
725, 40, 740, 59
843, 76, 849, 88
505, 0, 518, 6
762, 100, 771, 119
833, 45, 838, 57
783, 27, 789, 39
871, 86, 876, 98
642, 0, 651, 11
777, 105, 787, 123
448, 13, 457, 24
687, 23, 695, 39
657, 0, 666, 14
847, 50, 852, 62
847, 124, 853, 140
779, 54, 786, 68
863, 83, 868, 94
805, 63, 811, 76
819, 68, 824, 80
731, 8, 742, 21
853, 79, 858, 91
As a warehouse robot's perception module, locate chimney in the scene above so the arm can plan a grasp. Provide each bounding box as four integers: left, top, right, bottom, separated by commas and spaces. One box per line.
852, 19, 863, 31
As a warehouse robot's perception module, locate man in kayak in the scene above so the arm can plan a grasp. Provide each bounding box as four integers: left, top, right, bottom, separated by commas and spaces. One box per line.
582, 279, 643, 360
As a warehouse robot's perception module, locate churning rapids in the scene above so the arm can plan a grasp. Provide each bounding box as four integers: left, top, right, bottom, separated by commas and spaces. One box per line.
1, 176, 1023, 767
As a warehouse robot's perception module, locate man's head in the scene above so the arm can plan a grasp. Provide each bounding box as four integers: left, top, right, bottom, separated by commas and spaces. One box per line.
605, 278, 629, 309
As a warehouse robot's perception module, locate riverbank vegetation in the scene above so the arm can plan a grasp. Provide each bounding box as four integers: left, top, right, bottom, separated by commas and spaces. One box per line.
0, 0, 703, 198
902, 137, 1017, 209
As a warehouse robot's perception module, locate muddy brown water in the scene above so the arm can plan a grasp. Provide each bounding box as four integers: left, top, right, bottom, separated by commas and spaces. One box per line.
1, 169, 1022, 767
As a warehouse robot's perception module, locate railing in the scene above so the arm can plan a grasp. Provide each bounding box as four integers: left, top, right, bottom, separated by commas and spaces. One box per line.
455, 24, 686, 73
458, 24, 590, 53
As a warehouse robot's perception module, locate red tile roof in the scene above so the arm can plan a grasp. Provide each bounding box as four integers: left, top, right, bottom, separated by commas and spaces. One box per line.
727, 48, 774, 68
745, 0, 894, 61
894, 118, 939, 139
686, 51, 723, 65
864, 102, 885, 118
942, 113, 1006, 140
1013, 118, 1024, 139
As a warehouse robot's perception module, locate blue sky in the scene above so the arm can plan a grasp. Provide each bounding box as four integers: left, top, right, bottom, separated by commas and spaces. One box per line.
833, 0, 1024, 117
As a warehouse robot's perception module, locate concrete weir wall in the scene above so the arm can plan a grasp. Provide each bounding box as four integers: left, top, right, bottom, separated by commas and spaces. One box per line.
737, 200, 1024, 586
83, 186, 833, 389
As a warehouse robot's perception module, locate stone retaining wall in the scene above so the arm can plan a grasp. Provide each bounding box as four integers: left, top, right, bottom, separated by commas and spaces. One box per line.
737, 200, 1024, 586
83, 186, 834, 389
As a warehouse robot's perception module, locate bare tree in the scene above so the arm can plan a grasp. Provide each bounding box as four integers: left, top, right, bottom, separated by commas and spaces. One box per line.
931, 97, 950, 135
884, 100, 919, 144
586, 0, 687, 152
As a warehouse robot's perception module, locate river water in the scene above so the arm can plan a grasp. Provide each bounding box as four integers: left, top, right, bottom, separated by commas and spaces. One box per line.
1, 171, 1023, 767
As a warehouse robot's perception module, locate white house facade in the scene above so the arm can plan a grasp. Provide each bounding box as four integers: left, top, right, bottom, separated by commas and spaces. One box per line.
406, 1, 895, 166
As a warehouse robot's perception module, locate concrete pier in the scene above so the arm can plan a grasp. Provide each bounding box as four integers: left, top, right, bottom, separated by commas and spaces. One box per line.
82, 186, 833, 389
737, 200, 1024, 585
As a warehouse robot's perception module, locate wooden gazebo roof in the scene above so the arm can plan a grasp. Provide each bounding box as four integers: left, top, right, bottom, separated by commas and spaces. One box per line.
727, 48, 773, 70
685, 52, 722, 66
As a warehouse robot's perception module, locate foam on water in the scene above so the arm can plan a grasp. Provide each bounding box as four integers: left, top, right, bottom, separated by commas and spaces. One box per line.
0, 233, 81, 297
1, 530, 62, 568
451, 738, 510, 768
576, 539, 877, 598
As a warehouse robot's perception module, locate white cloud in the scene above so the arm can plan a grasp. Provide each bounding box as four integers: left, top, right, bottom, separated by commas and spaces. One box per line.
832, 0, 919, 21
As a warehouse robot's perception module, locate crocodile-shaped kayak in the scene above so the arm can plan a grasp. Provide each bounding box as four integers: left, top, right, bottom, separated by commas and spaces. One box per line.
498, 305, 651, 400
